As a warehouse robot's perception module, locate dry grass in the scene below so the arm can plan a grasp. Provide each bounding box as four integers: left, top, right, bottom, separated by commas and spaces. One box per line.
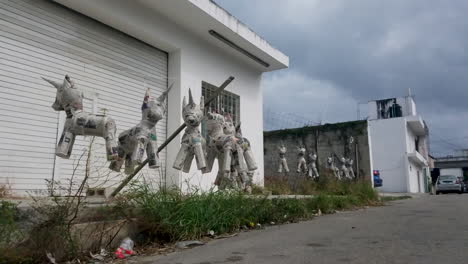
0, 184, 12, 198
264, 170, 375, 197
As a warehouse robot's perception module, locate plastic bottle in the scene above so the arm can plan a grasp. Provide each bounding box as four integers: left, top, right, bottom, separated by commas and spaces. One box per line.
114, 237, 135, 259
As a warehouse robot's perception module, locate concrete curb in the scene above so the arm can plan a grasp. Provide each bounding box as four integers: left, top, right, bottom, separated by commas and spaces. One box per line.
378, 192, 427, 198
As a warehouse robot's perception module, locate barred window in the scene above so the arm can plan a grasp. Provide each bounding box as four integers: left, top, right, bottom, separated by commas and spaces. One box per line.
201, 81, 240, 137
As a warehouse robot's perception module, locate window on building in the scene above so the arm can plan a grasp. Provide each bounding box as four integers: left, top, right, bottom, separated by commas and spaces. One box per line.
201, 81, 240, 137
376, 98, 402, 119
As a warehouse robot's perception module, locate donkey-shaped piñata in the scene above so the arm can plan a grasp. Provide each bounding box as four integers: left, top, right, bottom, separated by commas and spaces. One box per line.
205, 111, 230, 187
234, 123, 258, 172
277, 144, 289, 173
222, 114, 249, 189
234, 122, 257, 190
346, 158, 355, 179
173, 89, 207, 173
203, 109, 257, 192
296, 146, 308, 174
327, 154, 340, 179
339, 157, 351, 179
42, 75, 118, 160
307, 152, 319, 179
205, 112, 250, 190
109, 86, 171, 174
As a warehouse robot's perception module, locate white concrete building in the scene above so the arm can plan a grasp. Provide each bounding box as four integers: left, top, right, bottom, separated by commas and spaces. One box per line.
0, 0, 288, 196
368, 96, 430, 193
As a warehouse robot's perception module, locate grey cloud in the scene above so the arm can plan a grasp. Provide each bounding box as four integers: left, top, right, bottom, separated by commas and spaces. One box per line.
216, 0, 468, 155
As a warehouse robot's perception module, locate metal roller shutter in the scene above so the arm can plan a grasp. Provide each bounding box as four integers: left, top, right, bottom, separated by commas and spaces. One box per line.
0, 0, 168, 196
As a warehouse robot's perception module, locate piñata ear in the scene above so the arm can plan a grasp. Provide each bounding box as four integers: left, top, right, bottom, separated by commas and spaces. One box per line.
224, 112, 230, 121
142, 88, 151, 110
42, 77, 62, 90
182, 96, 187, 109
188, 88, 194, 106
144, 88, 151, 102
235, 122, 241, 132
64, 75, 75, 88
158, 83, 173, 103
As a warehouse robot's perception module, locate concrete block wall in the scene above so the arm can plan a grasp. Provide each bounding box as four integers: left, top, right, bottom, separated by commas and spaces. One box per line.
264, 120, 371, 181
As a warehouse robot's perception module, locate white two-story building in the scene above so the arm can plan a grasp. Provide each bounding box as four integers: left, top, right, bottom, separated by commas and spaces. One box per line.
368, 96, 430, 193
0, 0, 289, 196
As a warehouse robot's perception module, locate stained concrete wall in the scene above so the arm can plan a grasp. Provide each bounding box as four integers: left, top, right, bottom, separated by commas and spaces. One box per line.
263, 121, 371, 181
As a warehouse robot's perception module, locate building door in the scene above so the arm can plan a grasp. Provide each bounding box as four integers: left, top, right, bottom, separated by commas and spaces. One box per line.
0, 0, 168, 195
417, 170, 421, 193
423, 168, 429, 193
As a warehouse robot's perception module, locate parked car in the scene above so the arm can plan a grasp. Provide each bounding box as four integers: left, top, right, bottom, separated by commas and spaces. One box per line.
373, 170, 383, 187
436, 175, 463, 194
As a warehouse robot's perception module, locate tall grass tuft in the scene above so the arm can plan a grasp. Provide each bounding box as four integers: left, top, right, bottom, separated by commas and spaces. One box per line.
265, 174, 377, 199
124, 180, 380, 243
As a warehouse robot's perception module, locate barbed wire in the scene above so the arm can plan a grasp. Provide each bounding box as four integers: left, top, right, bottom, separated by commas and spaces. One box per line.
264, 107, 321, 131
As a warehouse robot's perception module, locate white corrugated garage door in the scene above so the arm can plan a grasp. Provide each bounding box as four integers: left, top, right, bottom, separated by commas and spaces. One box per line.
0, 0, 168, 196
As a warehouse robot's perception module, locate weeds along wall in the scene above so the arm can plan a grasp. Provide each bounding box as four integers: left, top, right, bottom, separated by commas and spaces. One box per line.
263, 120, 371, 181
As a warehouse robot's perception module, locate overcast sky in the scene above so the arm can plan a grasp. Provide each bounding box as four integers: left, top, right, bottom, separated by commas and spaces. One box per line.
215, 0, 468, 156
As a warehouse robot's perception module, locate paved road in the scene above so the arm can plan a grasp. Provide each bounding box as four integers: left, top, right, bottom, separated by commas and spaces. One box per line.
137, 194, 468, 264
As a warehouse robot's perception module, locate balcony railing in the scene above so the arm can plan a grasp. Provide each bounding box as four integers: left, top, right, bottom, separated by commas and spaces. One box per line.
408, 151, 428, 166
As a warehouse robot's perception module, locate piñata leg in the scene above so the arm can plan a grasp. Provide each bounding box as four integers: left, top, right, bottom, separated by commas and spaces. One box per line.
103, 117, 118, 161
173, 143, 190, 171
146, 134, 159, 169
243, 148, 258, 171
56, 119, 75, 159
193, 143, 207, 171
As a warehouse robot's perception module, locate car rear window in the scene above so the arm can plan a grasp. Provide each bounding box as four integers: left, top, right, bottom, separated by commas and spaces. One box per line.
439, 175, 456, 180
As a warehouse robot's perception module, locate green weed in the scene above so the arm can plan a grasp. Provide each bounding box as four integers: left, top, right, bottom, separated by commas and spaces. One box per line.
123, 181, 380, 243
